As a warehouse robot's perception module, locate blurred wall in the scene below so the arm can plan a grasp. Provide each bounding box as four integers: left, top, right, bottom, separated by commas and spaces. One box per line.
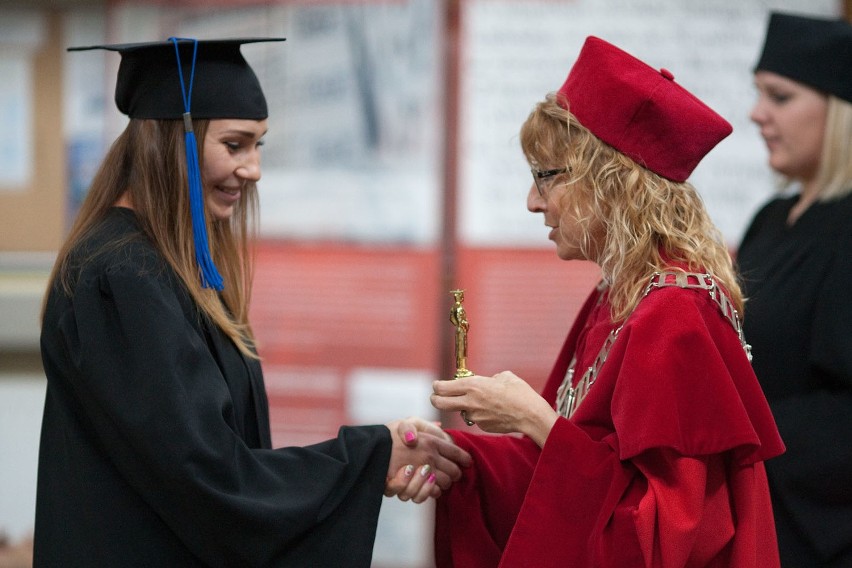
0, 11, 65, 253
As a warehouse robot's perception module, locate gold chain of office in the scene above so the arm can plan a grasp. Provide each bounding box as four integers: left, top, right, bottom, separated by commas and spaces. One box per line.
555, 271, 752, 419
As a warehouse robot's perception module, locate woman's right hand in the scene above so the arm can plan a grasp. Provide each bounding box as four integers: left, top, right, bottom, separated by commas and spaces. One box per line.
383, 417, 471, 500
431, 372, 558, 447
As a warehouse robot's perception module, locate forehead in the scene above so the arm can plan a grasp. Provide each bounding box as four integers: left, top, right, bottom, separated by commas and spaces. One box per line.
754, 70, 819, 94
207, 118, 268, 137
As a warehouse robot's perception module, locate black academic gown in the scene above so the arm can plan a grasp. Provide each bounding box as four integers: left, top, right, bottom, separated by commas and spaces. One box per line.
34, 207, 392, 567
738, 193, 852, 567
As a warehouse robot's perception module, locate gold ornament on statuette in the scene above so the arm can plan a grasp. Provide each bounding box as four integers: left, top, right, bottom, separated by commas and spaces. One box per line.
449, 289, 474, 380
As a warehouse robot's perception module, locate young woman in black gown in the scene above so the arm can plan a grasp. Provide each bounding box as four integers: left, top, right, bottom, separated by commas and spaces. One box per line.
35, 38, 469, 567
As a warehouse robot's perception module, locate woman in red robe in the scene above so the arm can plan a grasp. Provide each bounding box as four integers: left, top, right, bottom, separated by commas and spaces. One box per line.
425, 36, 786, 567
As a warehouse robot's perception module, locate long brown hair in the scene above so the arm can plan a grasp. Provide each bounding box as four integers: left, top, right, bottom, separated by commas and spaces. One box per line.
45, 118, 259, 357
520, 95, 744, 322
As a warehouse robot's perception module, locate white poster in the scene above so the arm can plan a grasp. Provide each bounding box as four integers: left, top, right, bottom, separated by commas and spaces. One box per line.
93, 2, 444, 245
458, 0, 842, 247
0, 53, 31, 189
0, 9, 46, 190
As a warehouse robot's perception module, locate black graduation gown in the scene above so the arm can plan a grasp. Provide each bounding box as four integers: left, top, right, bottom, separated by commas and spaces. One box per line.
34, 207, 392, 567
737, 193, 852, 567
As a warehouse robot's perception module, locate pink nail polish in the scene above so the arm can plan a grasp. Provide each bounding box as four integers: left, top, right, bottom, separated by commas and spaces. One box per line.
427, 473, 436, 484
404, 431, 416, 443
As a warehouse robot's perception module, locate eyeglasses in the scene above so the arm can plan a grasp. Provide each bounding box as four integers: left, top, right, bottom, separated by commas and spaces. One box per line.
531, 167, 570, 197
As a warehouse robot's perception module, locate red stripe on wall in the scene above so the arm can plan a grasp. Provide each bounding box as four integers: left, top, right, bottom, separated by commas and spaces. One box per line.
251, 241, 599, 444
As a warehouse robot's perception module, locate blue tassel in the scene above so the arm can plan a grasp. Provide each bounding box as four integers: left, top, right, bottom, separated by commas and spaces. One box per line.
185, 126, 224, 290
171, 37, 224, 291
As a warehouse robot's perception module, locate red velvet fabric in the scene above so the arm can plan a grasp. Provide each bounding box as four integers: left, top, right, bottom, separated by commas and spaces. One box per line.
435, 283, 785, 567
557, 37, 732, 182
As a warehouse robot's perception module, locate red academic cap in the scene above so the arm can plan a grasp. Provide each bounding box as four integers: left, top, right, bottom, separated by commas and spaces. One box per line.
557, 36, 732, 182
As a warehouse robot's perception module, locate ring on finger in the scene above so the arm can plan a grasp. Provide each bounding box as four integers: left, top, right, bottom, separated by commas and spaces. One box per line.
460, 410, 475, 426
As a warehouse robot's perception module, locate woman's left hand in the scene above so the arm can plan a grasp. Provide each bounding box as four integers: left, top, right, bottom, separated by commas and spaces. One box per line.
431, 371, 558, 448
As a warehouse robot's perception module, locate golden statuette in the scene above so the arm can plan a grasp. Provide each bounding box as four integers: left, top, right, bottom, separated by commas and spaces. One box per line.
449, 289, 474, 379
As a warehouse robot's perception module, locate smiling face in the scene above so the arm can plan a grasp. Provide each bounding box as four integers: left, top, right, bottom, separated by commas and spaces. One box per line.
750, 71, 828, 183
202, 118, 268, 221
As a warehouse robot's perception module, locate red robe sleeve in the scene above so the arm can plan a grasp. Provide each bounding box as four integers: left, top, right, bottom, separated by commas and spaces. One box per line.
435, 285, 785, 568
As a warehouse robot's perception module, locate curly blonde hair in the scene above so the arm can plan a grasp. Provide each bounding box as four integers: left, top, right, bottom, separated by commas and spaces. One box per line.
520, 95, 743, 322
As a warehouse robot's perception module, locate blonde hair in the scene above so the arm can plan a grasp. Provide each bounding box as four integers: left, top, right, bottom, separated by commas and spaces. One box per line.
814, 95, 852, 201
45, 118, 259, 357
520, 95, 743, 322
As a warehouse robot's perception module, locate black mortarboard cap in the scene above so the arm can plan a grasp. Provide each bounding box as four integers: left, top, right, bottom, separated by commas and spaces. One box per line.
69, 38, 285, 291
754, 12, 852, 103
68, 38, 285, 119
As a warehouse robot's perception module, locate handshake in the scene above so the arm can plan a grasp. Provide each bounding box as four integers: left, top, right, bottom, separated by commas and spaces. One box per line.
382, 416, 472, 504
382, 367, 554, 503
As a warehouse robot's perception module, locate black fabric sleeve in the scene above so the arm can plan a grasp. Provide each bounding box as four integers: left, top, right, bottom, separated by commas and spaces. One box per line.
58, 262, 391, 566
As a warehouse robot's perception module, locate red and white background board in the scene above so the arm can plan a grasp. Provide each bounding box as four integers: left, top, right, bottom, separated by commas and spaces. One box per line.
250, 243, 601, 445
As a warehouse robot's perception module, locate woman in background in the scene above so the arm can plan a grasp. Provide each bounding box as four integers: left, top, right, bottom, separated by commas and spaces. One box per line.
739, 12, 852, 567
409, 36, 785, 567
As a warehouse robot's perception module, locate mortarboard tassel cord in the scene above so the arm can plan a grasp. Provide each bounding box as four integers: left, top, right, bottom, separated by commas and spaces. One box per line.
170, 37, 224, 291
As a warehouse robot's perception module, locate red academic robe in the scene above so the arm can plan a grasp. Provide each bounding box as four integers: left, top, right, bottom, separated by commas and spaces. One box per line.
435, 280, 785, 568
